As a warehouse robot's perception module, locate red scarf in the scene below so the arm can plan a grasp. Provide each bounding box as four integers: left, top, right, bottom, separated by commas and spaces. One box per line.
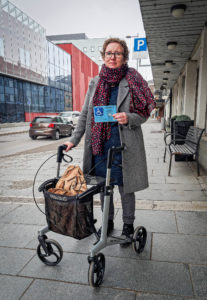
91, 64, 155, 155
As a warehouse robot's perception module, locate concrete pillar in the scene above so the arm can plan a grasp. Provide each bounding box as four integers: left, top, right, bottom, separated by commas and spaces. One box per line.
172, 83, 178, 116
196, 26, 207, 128
183, 61, 197, 120
177, 76, 183, 115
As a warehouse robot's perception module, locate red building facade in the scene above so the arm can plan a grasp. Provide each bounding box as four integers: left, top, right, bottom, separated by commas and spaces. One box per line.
57, 43, 99, 112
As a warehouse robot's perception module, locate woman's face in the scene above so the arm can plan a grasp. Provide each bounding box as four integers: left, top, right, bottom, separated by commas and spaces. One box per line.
103, 42, 126, 69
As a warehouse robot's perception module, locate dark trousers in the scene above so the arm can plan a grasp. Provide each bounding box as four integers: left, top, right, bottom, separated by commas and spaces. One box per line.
100, 186, 135, 224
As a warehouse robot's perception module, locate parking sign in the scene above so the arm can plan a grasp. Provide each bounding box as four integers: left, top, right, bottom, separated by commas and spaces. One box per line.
134, 38, 147, 52
133, 38, 148, 59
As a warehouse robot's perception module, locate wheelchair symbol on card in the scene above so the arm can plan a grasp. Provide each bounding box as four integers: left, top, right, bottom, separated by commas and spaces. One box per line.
94, 107, 104, 116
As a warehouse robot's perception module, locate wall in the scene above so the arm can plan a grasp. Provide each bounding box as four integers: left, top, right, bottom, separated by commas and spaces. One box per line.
171, 27, 207, 172
57, 43, 99, 112
183, 61, 197, 120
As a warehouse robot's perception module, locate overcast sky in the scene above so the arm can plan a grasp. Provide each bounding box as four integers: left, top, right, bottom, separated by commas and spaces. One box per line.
10, 0, 152, 80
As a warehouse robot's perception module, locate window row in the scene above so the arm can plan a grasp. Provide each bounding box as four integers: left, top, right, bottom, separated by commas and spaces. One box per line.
83, 46, 102, 53
0, 75, 72, 116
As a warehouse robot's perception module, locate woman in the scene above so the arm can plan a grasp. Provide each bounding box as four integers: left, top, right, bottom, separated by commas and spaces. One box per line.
64, 37, 155, 244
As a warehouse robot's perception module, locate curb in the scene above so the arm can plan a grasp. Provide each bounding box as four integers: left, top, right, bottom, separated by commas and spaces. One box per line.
0, 130, 28, 137
1, 197, 207, 211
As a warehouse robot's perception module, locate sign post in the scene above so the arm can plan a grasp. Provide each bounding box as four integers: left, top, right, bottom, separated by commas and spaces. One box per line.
132, 38, 148, 67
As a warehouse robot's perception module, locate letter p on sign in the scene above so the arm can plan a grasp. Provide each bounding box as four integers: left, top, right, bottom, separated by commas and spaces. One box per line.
134, 38, 147, 52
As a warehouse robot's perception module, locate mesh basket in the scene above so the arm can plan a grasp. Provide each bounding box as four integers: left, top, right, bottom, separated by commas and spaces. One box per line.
43, 179, 94, 240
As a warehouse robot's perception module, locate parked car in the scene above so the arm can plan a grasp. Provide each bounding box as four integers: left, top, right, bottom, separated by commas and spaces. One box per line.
29, 115, 74, 140
59, 111, 80, 126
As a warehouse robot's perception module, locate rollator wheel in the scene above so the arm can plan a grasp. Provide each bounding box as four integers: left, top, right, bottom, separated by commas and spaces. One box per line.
37, 238, 63, 266
132, 226, 147, 254
88, 253, 105, 287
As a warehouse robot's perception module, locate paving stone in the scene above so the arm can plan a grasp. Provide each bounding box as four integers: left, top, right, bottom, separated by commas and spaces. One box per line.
0, 247, 35, 275
166, 177, 198, 184
149, 183, 201, 191
190, 265, 207, 297
116, 210, 177, 233
149, 176, 165, 184
176, 211, 207, 234
153, 201, 207, 212
0, 275, 33, 300
0, 223, 40, 247
20, 252, 89, 283
20, 252, 193, 296
135, 190, 207, 201
1, 204, 46, 225
152, 167, 193, 177
0, 203, 20, 218
102, 257, 193, 297
136, 292, 191, 299
152, 233, 207, 264
21, 279, 136, 300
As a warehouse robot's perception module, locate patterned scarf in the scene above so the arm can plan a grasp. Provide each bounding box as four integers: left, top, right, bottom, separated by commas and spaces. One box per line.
91, 64, 155, 155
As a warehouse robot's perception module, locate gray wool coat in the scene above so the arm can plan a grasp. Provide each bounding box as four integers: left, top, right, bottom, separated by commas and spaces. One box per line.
69, 76, 149, 194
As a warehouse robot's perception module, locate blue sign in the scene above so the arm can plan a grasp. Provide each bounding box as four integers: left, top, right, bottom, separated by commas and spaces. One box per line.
134, 38, 147, 52
94, 105, 117, 122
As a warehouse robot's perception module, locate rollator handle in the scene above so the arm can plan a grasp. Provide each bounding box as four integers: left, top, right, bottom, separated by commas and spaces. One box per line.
57, 144, 67, 163
107, 143, 126, 169
111, 143, 126, 152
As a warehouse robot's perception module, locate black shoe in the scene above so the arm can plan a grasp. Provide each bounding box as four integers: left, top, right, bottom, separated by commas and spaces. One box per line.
120, 223, 134, 247
98, 220, 114, 237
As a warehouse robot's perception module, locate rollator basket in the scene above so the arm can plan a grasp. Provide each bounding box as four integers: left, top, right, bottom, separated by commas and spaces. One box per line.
42, 178, 94, 240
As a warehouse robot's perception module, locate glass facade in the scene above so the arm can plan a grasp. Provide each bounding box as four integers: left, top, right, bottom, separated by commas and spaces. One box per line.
0, 0, 72, 122
0, 74, 71, 122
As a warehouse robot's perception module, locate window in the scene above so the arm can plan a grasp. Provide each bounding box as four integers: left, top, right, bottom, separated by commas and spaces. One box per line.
0, 38, 4, 57
19, 48, 25, 65
83, 47, 87, 53
25, 50, 30, 67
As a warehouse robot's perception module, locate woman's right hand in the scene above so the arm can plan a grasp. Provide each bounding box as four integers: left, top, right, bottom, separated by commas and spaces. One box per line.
64, 141, 74, 152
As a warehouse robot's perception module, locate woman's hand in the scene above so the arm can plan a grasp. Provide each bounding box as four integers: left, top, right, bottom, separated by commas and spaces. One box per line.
112, 112, 128, 125
64, 141, 74, 152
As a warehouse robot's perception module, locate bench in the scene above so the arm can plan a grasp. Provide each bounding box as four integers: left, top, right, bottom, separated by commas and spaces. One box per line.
163, 126, 204, 176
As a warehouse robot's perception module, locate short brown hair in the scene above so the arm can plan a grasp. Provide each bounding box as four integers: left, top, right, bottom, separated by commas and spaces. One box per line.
100, 37, 129, 61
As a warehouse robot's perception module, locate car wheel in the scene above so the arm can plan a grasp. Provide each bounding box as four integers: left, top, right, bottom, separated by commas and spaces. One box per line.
52, 130, 60, 140
30, 136, 37, 140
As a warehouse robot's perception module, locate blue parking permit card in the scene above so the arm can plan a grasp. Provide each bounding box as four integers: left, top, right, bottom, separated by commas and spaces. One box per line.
94, 105, 117, 122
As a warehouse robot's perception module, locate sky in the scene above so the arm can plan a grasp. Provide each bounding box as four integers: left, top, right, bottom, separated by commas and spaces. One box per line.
10, 0, 152, 80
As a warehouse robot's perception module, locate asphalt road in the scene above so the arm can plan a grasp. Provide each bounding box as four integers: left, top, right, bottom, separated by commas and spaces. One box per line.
0, 132, 71, 158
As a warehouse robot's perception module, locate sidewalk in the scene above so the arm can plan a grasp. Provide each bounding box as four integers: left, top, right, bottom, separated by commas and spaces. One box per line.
0, 122, 30, 136
0, 119, 207, 299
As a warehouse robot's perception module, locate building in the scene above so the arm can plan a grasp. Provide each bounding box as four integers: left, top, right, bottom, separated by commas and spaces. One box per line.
47, 34, 106, 69
57, 43, 98, 112
139, 0, 207, 171
0, 1, 98, 123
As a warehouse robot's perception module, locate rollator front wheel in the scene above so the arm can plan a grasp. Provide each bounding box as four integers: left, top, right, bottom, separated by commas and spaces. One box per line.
88, 253, 105, 287
132, 226, 147, 254
37, 238, 63, 266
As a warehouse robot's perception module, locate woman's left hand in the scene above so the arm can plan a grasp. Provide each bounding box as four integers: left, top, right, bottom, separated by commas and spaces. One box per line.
112, 112, 128, 125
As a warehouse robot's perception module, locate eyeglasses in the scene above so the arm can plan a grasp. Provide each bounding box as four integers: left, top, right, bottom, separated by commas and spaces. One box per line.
105, 51, 124, 58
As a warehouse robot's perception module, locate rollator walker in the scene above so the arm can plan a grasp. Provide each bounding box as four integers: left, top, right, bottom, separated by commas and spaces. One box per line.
35, 144, 147, 287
